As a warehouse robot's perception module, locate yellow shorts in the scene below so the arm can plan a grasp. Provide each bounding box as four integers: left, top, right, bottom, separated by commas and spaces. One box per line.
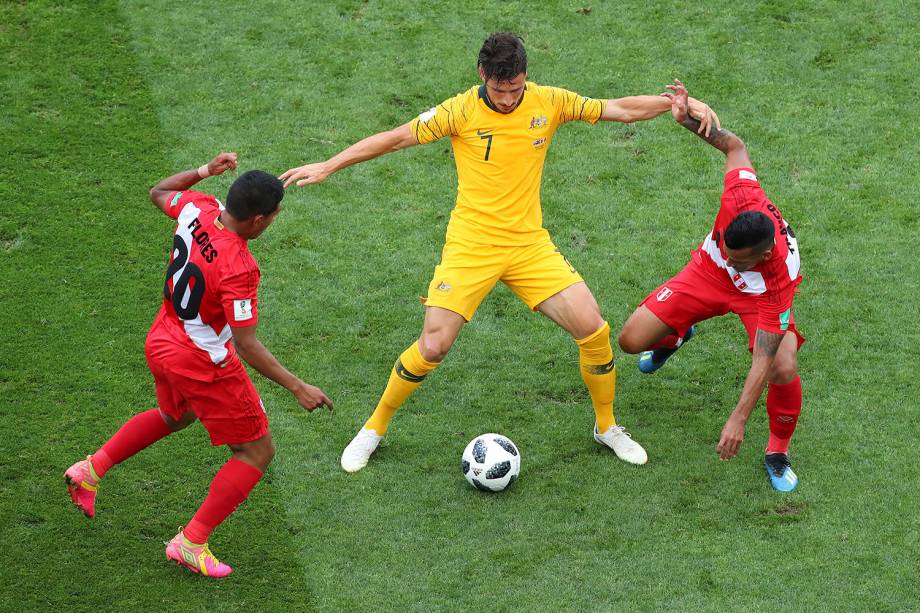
423, 234, 583, 321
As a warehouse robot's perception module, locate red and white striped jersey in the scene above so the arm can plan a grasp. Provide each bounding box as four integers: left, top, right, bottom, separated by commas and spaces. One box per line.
146, 190, 259, 381
692, 168, 802, 334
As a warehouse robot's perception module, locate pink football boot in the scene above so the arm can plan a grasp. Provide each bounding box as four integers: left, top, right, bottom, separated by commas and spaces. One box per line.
165, 530, 233, 578
64, 456, 99, 518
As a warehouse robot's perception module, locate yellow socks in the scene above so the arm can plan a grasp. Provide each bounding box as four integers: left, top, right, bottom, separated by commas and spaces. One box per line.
365, 327, 614, 436
364, 341, 439, 435
577, 322, 616, 432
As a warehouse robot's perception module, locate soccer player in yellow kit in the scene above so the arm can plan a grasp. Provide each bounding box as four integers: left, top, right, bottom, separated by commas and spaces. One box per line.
282, 32, 719, 472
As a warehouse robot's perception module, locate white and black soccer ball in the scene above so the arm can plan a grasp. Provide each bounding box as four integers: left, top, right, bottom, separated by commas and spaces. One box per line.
461, 433, 521, 492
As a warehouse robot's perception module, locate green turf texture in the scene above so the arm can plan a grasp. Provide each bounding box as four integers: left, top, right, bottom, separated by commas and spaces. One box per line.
1, 0, 917, 610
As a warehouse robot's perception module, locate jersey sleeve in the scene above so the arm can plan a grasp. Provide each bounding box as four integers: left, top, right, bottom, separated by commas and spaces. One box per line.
220, 257, 260, 328
164, 190, 216, 220
724, 167, 760, 190
410, 91, 469, 144
545, 86, 605, 125
721, 167, 767, 216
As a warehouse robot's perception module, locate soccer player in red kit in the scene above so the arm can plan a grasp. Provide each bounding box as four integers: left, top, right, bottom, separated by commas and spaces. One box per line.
618, 82, 804, 492
64, 153, 333, 577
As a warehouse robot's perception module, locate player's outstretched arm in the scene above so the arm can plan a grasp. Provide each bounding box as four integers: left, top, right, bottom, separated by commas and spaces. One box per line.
663, 80, 751, 174
280, 122, 418, 188
715, 328, 784, 460
601, 92, 719, 134
148, 152, 238, 214
231, 324, 333, 412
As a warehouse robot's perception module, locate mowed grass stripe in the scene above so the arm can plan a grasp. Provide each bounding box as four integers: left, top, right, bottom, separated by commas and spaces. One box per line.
0, 2, 315, 609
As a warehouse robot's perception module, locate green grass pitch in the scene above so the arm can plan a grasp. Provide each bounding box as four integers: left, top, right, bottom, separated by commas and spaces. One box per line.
1, 0, 917, 610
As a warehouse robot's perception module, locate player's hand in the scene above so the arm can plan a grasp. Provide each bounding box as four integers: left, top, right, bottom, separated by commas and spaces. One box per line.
207, 152, 238, 176
688, 97, 720, 138
716, 413, 746, 460
661, 79, 690, 123
279, 162, 331, 188
661, 79, 721, 137
291, 380, 334, 412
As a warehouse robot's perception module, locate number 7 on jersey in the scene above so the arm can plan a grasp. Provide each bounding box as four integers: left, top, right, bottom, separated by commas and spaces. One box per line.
479, 133, 493, 161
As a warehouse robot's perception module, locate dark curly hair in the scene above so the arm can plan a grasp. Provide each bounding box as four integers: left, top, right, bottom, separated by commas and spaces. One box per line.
478, 32, 527, 82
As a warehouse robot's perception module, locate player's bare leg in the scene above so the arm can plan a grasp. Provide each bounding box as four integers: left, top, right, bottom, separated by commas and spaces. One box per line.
229, 433, 277, 473
160, 409, 199, 432
65, 408, 191, 518
618, 305, 696, 374
417, 306, 467, 362
618, 305, 674, 352
538, 282, 605, 339
341, 307, 466, 473
768, 332, 798, 386
167, 433, 274, 577
538, 283, 647, 465
763, 332, 802, 492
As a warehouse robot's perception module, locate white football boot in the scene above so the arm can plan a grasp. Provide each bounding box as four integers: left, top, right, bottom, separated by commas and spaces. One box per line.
594, 424, 648, 465
340, 427, 383, 473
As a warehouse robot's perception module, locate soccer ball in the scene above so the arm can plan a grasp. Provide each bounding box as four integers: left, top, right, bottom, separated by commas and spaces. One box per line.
461, 433, 521, 492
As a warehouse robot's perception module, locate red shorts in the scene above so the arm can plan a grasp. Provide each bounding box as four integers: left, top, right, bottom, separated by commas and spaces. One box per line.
642, 260, 805, 352
145, 345, 268, 446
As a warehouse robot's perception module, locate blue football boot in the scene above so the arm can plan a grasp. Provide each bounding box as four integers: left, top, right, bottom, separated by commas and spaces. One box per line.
638, 326, 695, 374
764, 452, 799, 492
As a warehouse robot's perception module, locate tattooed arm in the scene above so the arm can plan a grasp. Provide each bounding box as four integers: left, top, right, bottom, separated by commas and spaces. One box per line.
715, 328, 784, 460
662, 79, 753, 174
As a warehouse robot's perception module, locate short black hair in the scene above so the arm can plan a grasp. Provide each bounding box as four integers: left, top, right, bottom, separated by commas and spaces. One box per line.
724, 211, 775, 252
225, 170, 284, 220
478, 32, 527, 82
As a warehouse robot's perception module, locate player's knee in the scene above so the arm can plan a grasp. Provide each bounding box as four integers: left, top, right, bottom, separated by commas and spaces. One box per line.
617, 327, 642, 354
263, 440, 276, 465
575, 316, 606, 342
255, 436, 276, 466
248, 447, 275, 471
233, 435, 275, 470
418, 335, 451, 363
770, 355, 798, 384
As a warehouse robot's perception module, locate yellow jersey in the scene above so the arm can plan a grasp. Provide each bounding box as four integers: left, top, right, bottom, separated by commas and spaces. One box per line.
410, 82, 604, 246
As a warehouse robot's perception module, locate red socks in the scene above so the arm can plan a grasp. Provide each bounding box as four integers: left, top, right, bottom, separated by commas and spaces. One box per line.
184, 457, 263, 545
86, 408, 264, 544
91, 409, 172, 478
766, 376, 802, 454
